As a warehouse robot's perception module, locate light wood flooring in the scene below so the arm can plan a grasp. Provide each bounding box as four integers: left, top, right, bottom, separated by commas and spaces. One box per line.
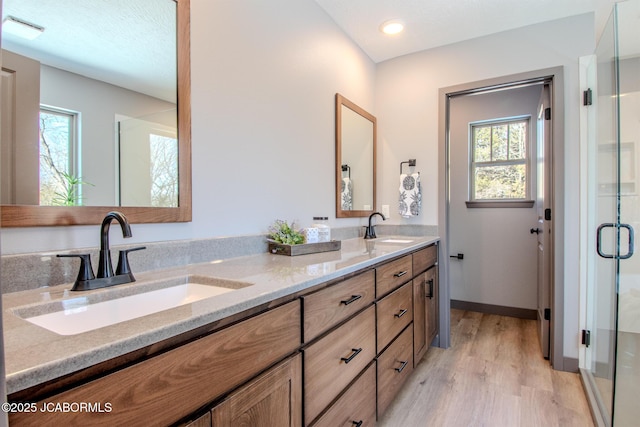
378, 309, 594, 427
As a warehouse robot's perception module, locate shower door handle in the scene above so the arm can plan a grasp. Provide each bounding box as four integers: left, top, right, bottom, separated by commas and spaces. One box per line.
620, 223, 634, 260
597, 223, 615, 259
597, 223, 635, 259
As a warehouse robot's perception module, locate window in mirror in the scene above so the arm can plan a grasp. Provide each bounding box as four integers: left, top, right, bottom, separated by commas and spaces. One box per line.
39, 106, 83, 206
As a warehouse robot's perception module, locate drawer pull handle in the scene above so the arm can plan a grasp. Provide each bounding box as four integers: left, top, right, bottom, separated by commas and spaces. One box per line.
395, 360, 408, 373
341, 348, 362, 364
426, 279, 434, 299
393, 270, 408, 278
352, 421, 363, 427
394, 308, 408, 318
341, 295, 362, 306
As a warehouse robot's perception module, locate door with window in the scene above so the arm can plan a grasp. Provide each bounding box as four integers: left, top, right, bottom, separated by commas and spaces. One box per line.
449, 84, 542, 326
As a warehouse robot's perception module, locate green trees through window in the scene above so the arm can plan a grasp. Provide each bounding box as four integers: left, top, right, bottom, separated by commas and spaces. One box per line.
471, 119, 528, 200
39, 108, 85, 206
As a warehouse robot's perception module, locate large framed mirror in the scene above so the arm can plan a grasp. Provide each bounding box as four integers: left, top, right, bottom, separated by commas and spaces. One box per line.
335, 93, 376, 218
0, 0, 191, 227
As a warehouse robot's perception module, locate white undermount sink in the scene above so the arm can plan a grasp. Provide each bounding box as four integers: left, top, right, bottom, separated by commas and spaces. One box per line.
378, 239, 414, 244
14, 275, 251, 336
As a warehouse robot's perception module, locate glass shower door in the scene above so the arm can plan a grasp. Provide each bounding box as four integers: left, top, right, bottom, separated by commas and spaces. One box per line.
585, 6, 619, 424
612, 1, 640, 425
585, 1, 640, 425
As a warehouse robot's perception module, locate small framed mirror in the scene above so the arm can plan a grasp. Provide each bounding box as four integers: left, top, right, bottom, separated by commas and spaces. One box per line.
335, 93, 376, 218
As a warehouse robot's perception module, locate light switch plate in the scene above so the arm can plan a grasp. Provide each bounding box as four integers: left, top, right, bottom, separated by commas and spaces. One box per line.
382, 204, 390, 217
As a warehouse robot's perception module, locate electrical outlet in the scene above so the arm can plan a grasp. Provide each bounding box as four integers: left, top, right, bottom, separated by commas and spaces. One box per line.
382, 204, 390, 217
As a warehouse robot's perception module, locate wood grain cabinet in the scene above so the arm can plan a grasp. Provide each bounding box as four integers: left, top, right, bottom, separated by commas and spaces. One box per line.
211, 354, 302, 427
311, 363, 377, 427
9, 301, 301, 426
376, 254, 412, 297
302, 270, 375, 343
376, 281, 413, 354
412, 244, 439, 365
303, 306, 376, 425
10, 242, 440, 427
376, 324, 414, 418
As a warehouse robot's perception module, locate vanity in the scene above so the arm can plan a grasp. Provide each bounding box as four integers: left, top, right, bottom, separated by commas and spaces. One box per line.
3, 236, 439, 426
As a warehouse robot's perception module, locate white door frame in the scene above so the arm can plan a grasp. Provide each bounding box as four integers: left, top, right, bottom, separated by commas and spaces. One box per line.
437, 67, 566, 370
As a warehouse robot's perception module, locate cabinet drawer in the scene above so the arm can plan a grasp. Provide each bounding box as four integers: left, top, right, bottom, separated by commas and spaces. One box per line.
9, 301, 301, 426
376, 254, 412, 297
376, 282, 413, 354
304, 305, 376, 425
312, 363, 376, 427
303, 270, 375, 342
413, 244, 437, 275
377, 324, 414, 418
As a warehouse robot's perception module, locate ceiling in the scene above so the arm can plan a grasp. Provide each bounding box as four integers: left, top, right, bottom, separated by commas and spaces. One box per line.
0, 0, 619, 98
313, 0, 614, 63
2, 0, 176, 102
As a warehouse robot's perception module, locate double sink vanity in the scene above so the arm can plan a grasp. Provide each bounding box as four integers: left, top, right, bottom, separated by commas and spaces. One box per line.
3, 234, 439, 426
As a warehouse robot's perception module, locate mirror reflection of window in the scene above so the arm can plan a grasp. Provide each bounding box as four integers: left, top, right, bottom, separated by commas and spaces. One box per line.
39, 106, 84, 206
118, 113, 178, 207
149, 133, 178, 207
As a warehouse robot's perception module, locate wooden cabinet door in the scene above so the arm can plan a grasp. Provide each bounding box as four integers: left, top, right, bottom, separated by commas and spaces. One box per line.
211, 354, 302, 427
413, 274, 427, 365
425, 267, 438, 345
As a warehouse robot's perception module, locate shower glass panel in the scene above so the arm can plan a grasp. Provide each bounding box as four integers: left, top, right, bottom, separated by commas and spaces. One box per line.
585, 1, 640, 425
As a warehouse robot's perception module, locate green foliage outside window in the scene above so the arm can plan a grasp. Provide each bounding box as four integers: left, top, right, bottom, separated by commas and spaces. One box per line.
471, 120, 528, 200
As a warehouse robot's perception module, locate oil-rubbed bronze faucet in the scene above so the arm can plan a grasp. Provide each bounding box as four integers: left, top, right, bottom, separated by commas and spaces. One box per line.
57, 211, 145, 291
364, 212, 386, 239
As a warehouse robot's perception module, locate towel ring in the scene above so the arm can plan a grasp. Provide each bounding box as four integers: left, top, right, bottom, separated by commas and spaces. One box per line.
342, 164, 351, 178
400, 159, 416, 174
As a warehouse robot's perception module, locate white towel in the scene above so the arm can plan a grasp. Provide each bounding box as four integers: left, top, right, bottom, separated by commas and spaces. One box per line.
341, 177, 353, 210
399, 173, 421, 218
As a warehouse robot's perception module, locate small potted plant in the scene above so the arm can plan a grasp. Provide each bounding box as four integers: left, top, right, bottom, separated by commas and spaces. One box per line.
268, 220, 305, 245
267, 219, 340, 256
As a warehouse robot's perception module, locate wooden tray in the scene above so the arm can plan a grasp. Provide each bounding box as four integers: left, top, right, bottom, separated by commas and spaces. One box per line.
268, 240, 341, 256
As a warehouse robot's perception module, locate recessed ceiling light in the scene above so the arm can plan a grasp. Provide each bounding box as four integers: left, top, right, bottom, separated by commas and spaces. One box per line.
2, 16, 45, 40
380, 19, 404, 35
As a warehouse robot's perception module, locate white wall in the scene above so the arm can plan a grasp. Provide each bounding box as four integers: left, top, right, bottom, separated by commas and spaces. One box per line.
375, 13, 595, 360
40, 65, 176, 206
0, 0, 376, 254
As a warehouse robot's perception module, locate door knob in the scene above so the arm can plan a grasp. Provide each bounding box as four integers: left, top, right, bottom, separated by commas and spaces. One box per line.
530, 228, 542, 234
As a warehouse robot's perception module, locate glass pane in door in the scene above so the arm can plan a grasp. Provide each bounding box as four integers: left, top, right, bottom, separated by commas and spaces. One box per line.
613, 1, 640, 425
585, 5, 619, 424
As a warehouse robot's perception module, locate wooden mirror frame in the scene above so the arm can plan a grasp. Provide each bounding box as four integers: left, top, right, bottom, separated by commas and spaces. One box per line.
335, 93, 376, 218
0, 0, 192, 227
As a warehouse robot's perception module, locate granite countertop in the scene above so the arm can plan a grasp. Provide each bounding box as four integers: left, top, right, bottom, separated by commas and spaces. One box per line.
2, 235, 439, 395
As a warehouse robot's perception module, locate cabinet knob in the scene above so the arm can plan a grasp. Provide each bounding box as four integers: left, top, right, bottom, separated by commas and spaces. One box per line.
352, 421, 363, 427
